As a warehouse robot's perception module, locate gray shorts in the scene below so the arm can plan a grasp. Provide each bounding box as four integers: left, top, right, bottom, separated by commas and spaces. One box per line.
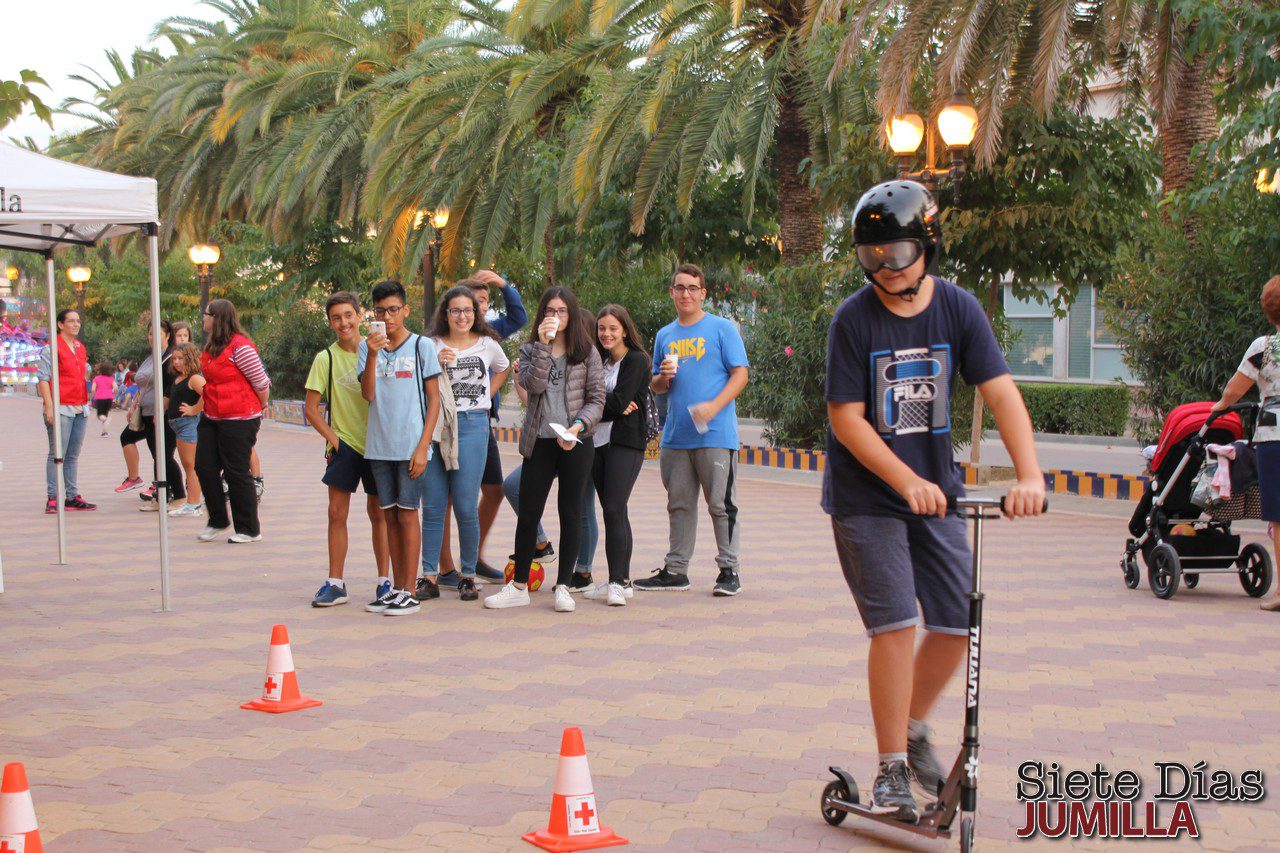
831, 513, 971, 637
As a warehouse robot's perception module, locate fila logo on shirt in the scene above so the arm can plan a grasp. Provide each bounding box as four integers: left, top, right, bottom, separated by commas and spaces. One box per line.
872, 345, 951, 436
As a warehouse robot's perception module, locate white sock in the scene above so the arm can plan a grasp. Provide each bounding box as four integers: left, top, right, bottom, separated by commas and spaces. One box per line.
907, 717, 929, 739
880, 752, 907, 766
327, 577, 345, 588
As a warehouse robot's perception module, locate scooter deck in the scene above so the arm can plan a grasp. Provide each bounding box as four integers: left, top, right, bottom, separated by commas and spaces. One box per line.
823, 795, 953, 840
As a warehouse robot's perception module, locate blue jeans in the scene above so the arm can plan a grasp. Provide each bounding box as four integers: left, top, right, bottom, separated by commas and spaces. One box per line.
503, 461, 598, 571
421, 410, 489, 577
45, 410, 87, 499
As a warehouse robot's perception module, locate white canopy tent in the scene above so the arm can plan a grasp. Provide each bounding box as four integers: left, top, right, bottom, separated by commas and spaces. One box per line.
0, 142, 172, 610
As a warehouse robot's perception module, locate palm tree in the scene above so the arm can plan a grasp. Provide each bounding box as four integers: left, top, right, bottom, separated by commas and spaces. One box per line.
836, 0, 1219, 196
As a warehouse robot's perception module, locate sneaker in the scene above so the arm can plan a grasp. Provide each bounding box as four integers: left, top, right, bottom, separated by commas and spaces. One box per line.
535, 542, 555, 562
169, 502, 204, 517
476, 560, 505, 584
633, 567, 691, 591
554, 584, 576, 612
114, 476, 144, 493
139, 500, 159, 512
437, 570, 462, 589
365, 585, 398, 613
484, 582, 530, 609
65, 495, 97, 511
713, 569, 741, 597
197, 525, 231, 542
1260, 595, 1280, 612
458, 577, 479, 601
44, 498, 56, 514
139, 486, 156, 502
228, 532, 263, 544
382, 591, 420, 616
907, 726, 945, 797
312, 581, 349, 608
374, 578, 391, 601
254, 476, 265, 502
583, 582, 609, 601
870, 760, 919, 822
415, 576, 440, 601
568, 571, 594, 594
606, 582, 628, 607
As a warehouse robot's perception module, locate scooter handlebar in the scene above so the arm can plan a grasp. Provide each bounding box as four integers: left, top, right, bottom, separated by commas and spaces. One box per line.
947, 495, 1050, 514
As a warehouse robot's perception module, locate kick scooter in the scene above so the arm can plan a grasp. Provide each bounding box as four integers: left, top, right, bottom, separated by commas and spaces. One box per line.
819, 495, 1047, 851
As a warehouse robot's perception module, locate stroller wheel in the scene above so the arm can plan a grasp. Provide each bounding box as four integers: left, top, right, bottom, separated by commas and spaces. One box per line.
1184, 573, 1199, 589
1237, 543, 1274, 598
1148, 543, 1181, 600
1122, 554, 1141, 589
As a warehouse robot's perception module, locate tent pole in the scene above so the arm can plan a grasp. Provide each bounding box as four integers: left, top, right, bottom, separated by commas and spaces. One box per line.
147, 227, 171, 612
45, 248, 67, 565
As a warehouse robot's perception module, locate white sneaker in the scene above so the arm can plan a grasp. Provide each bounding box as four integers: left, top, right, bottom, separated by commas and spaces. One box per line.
606, 582, 628, 607
583, 582, 609, 601
484, 582, 530, 609
139, 501, 159, 512
197, 525, 231, 542
228, 532, 263, 544
554, 585, 576, 612
169, 502, 203, 517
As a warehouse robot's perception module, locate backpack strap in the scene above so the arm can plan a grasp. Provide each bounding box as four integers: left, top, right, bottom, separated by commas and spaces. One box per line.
414, 334, 427, 420
324, 347, 333, 427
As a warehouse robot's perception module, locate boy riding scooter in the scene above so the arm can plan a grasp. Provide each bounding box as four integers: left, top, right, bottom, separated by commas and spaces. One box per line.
823, 180, 1045, 821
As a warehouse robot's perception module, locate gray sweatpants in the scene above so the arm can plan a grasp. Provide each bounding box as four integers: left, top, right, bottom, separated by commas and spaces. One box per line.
660, 447, 740, 574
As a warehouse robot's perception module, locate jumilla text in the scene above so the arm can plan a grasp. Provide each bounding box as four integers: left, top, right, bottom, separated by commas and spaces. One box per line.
1015, 761, 1266, 840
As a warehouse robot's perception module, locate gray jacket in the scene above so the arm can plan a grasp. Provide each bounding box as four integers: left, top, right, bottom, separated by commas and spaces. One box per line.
517, 341, 604, 458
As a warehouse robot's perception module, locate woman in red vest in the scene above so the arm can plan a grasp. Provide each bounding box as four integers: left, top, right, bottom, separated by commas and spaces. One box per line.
37, 308, 95, 512
195, 299, 271, 544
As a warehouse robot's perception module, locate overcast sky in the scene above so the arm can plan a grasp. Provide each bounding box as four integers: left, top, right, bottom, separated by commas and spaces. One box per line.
5, 1, 216, 146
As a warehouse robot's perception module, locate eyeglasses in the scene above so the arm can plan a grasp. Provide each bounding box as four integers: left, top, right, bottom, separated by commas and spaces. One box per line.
545, 307, 570, 317
855, 239, 924, 274
446, 307, 474, 318
671, 285, 704, 295
202, 311, 214, 317
372, 305, 406, 318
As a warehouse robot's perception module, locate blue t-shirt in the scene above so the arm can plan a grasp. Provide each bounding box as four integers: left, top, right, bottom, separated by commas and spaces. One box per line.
652, 313, 749, 450
822, 278, 1009, 517
357, 333, 441, 461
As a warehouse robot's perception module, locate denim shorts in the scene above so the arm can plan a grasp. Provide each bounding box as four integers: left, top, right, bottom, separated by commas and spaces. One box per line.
831, 512, 971, 637
370, 458, 424, 510
323, 439, 378, 496
170, 414, 200, 444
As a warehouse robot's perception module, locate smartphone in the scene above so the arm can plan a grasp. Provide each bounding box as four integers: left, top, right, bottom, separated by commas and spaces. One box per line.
369, 320, 386, 338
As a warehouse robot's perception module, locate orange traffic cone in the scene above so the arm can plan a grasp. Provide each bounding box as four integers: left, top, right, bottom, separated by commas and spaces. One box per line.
523, 727, 627, 852
240, 624, 322, 714
1, 762, 43, 853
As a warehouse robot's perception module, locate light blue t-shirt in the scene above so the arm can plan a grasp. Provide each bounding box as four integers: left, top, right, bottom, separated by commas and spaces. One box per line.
357, 334, 441, 461
652, 312, 749, 450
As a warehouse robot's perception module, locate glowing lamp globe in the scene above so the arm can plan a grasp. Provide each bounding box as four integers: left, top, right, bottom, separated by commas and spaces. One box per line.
188, 243, 221, 267
937, 92, 978, 149
886, 114, 925, 156
67, 265, 91, 285
431, 205, 450, 230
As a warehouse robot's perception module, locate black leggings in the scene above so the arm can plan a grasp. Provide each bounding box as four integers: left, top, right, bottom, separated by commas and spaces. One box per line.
121, 415, 185, 501
195, 417, 260, 536
592, 444, 644, 584
513, 437, 594, 586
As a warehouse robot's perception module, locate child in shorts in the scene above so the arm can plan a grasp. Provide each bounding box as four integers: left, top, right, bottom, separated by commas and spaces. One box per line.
824, 180, 1044, 821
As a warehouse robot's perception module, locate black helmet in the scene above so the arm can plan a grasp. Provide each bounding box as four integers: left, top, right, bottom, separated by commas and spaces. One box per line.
852, 180, 941, 270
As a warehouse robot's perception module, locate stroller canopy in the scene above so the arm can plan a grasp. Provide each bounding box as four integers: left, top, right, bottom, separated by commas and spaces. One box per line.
1152, 402, 1243, 471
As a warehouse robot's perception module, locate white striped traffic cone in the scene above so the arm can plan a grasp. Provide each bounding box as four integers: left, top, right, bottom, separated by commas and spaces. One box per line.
523, 727, 627, 852
240, 624, 322, 714
0, 762, 42, 853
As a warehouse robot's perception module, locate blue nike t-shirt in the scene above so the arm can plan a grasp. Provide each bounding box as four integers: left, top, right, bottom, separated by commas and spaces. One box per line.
652, 313, 749, 450
822, 278, 1009, 518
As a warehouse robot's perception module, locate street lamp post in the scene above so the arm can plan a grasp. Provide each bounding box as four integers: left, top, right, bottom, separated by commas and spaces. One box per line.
416, 206, 450, 323
67, 264, 91, 313
187, 243, 221, 338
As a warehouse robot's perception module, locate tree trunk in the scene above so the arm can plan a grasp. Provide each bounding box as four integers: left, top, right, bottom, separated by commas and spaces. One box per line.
1159, 50, 1217, 198
775, 91, 823, 264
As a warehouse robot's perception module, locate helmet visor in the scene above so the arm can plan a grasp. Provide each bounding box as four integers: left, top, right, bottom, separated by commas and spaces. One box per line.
855, 240, 923, 274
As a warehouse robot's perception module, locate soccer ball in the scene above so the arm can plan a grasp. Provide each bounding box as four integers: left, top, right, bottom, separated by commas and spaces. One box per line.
504, 560, 545, 591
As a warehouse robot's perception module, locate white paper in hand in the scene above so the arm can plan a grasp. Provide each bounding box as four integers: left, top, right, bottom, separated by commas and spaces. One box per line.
549, 422, 582, 444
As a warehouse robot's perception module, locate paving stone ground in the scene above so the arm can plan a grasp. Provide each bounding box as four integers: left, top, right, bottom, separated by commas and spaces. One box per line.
1, 394, 1277, 852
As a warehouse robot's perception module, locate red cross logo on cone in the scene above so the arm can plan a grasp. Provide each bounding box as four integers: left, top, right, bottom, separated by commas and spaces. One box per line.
523, 727, 627, 852
0, 762, 42, 853
241, 624, 322, 714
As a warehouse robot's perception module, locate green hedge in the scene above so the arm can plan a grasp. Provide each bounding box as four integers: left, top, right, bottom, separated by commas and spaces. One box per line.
951, 381, 1130, 440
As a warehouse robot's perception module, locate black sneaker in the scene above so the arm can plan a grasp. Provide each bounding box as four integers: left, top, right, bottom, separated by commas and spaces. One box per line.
535, 542, 555, 562
567, 571, 594, 594
713, 569, 741, 597
908, 727, 945, 796
475, 560, 505, 584
382, 591, 420, 616
870, 760, 919, 822
415, 576, 440, 600
364, 586, 398, 613
633, 567, 691, 591
458, 577, 478, 601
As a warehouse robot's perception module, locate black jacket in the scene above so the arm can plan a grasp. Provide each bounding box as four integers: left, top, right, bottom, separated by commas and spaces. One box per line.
599, 348, 650, 451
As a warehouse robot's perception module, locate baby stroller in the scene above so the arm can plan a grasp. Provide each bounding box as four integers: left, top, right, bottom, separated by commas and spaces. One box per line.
1122, 401, 1274, 599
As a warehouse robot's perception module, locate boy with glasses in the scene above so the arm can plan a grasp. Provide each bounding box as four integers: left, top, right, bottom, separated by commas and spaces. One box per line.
637, 263, 749, 596
305, 292, 391, 607
358, 280, 442, 616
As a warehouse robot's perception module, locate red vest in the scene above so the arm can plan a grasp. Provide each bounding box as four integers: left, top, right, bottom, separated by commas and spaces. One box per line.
55, 336, 89, 406
201, 333, 263, 420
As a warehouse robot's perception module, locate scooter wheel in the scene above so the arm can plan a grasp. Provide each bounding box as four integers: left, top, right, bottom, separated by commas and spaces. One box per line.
821, 779, 854, 826
959, 815, 975, 852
